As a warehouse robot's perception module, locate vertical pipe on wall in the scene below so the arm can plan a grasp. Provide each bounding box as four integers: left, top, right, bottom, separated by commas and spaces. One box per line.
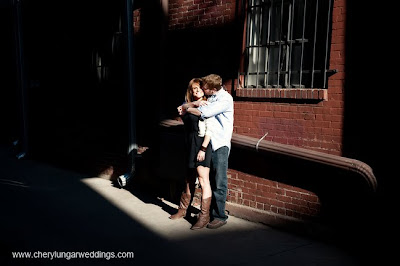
13, 0, 28, 158
117, 0, 138, 187
126, 0, 137, 175
159, 0, 168, 117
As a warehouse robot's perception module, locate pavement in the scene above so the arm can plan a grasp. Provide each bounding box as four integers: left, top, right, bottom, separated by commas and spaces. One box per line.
0, 145, 386, 266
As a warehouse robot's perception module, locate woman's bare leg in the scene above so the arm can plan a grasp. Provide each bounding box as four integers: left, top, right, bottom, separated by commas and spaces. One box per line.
191, 166, 212, 229
197, 166, 211, 198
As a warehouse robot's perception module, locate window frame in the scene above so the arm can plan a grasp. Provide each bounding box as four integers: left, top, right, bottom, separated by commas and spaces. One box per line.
237, 0, 336, 100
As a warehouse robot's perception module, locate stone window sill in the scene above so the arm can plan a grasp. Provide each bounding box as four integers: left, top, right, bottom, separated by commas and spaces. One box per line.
236, 88, 327, 101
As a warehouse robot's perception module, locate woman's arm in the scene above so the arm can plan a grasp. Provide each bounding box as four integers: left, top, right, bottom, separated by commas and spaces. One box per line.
187, 106, 202, 116
181, 100, 207, 116
197, 134, 211, 162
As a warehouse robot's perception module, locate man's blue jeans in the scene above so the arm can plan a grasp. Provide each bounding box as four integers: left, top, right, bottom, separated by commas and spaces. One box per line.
210, 146, 229, 221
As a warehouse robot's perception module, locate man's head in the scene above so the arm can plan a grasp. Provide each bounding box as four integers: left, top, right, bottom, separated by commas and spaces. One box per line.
201, 74, 222, 96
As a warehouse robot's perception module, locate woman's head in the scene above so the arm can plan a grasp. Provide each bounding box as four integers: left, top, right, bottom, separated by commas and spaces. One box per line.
185, 78, 205, 102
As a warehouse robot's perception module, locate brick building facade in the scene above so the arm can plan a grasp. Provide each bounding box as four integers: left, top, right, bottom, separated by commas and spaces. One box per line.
132, 0, 366, 226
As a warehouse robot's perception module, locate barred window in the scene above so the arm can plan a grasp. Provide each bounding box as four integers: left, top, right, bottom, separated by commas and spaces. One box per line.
240, 0, 334, 89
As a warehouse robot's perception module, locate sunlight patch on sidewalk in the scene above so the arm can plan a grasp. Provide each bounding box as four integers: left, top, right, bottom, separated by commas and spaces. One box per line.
80, 177, 218, 240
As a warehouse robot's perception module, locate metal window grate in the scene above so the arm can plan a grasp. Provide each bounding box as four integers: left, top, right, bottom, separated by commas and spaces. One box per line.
240, 0, 335, 89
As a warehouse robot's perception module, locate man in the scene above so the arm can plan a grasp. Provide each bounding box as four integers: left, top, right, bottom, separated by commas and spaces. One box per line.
180, 74, 234, 229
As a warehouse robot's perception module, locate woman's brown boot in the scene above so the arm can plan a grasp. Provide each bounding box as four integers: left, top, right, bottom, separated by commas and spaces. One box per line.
190, 197, 211, 230
169, 192, 192, 220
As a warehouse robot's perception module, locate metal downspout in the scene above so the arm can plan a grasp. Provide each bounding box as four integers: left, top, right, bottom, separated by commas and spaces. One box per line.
13, 0, 28, 159
112, 0, 138, 188
126, 0, 137, 180
159, 0, 168, 119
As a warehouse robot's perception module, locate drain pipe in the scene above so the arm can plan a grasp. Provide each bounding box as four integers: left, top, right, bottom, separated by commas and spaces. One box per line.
118, 0, 137, 187
13, 0, 28, 159
231, 133, 378, 192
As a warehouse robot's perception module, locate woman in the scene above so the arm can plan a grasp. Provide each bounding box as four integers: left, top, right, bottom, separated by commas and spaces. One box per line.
170, 78, 213, 230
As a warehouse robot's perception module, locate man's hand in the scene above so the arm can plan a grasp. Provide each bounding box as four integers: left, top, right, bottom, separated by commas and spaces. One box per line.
199, 100, 209, 107
197, 150, 205, 162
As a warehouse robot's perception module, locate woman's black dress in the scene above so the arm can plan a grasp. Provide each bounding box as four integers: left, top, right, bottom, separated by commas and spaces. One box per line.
182, 113, 212, 169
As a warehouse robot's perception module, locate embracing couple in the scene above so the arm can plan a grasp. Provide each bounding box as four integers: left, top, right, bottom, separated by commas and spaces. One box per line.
170, 74, 234, 230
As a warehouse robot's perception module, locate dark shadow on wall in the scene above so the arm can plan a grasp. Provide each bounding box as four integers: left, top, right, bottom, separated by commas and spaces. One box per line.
161, 24, 243, 118
342, 0, 393, 198
0, 0, 19, 145
4, 0, 245, 187
342, 3, 394, 263
228, 145, 376, 222
132, 0, 244, 121
14, 0, 131, 175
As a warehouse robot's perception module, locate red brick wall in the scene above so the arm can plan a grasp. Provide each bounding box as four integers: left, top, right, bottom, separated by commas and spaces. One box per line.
227, 170, 321, 221
168, 0, 236, 30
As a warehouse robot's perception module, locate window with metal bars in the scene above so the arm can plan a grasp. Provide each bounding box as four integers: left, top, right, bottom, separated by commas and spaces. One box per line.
239, 0, 334, 90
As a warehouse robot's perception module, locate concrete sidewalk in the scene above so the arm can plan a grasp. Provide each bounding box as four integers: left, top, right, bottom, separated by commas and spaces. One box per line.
0, 146, 369, 265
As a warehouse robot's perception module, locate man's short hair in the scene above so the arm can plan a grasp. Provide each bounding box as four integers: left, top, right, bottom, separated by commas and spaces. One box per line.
201, 74, 222, 91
